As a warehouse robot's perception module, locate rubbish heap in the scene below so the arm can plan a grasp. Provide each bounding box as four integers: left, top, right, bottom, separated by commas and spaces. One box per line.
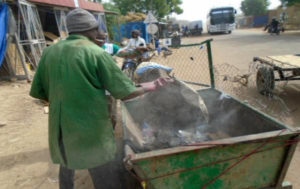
128, 76, 210, 152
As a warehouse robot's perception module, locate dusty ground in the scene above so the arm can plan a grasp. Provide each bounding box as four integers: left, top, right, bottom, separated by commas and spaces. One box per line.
0, 29, 300, 188
0, 81, 97, 189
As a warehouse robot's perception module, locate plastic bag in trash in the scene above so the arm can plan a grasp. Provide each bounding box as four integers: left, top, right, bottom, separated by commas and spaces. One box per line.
136, 62, 173, 76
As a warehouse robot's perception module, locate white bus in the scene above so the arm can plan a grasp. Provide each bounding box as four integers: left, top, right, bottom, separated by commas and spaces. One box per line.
207, 7, 236, 34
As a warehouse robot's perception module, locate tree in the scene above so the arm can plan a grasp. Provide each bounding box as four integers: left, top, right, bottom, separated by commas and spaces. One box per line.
103, 1, 120, 13
102, 2, 121, 40
280, 0, 300, 6
241, 0, 270, 16
112, 0, 183, 19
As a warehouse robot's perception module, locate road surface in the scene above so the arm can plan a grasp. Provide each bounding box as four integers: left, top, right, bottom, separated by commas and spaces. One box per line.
183, 29, 300, 70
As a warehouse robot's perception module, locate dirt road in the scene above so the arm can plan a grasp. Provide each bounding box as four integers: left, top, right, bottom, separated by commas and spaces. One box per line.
184, 29, 300, 70
0, 29, 300, 188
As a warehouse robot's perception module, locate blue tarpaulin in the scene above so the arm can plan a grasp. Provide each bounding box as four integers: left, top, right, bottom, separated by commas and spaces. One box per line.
0, 4, 9, 68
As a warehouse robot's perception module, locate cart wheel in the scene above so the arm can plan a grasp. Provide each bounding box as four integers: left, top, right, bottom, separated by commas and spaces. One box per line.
256, 67, 275, 96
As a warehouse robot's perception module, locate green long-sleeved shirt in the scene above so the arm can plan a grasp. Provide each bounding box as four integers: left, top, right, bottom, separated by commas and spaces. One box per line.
30, 35, 136, 169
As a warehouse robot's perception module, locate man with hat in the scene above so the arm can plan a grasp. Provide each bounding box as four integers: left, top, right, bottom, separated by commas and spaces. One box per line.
123, 30, 147, 50
30, 8, 172, 189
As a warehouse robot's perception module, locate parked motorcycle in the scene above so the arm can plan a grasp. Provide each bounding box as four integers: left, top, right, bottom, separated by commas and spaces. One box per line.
119, 47, 155, 80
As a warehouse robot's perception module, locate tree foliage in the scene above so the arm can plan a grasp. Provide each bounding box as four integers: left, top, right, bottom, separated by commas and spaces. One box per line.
241, 0, 270, 16
111, 0, 183, 19
103, 2, 120, 14
102, 2, 121, 40
280, 0, 300, 6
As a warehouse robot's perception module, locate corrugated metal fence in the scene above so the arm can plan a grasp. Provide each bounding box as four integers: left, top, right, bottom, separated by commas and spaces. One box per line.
253, 15, 269, 27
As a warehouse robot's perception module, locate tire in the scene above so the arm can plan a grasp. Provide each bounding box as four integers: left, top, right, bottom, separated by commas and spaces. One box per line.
122, 60, 137, 80
123, 67, 134, 80
171, 37, 181, 46
128, 68, 135, 80
268, 28, 272, 34
228, 30, 232, 34
256, 67, 275, 96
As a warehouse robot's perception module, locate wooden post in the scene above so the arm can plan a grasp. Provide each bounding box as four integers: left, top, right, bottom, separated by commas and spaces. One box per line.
14, 33, 31, 81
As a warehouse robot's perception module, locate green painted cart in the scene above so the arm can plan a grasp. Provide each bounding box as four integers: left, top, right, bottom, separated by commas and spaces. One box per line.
121, 40, 300, 189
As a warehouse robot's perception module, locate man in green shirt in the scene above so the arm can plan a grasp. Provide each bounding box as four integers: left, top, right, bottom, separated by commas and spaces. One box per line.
30, 8, 171, 189
94, 32, 121, 56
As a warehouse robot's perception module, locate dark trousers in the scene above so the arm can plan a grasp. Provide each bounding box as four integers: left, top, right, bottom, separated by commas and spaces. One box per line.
59, 161, 123, 189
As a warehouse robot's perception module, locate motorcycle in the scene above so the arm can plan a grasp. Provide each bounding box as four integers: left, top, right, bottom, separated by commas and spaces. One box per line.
264, 22, 285, 35
119, 47, 155, 80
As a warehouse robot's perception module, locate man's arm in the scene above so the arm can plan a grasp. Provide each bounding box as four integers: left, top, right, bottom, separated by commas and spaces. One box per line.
121, 78, 173, 101
121, 87, 145, 101
122, 39, 133, 51
113, 44, 121, 55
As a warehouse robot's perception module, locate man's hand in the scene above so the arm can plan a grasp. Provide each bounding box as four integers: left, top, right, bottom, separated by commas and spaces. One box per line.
139, 77, 174, 92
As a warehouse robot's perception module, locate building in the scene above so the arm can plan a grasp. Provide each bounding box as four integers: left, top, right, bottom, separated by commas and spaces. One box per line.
0, 0, 108, 80
269, 4, 300, 30
236, 4, 300, 30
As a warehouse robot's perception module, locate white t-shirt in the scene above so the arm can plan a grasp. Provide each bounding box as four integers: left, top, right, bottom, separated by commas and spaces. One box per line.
124, 37, 146, 50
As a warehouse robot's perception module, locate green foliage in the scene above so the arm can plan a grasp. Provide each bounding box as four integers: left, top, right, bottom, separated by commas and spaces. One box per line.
103, 2, 121, 41
241, 0, 270, 16
103, 2, 120, 13
280, 0, 300, 6
112, 0, 183, 19
167, 0, 183, 14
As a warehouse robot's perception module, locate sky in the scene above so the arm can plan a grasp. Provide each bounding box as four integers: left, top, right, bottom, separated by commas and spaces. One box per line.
172, 0, 282, 21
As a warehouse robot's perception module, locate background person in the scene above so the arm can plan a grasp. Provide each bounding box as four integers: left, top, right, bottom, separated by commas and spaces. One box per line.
123, 30, 147, 51
94, 32, 122, 56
